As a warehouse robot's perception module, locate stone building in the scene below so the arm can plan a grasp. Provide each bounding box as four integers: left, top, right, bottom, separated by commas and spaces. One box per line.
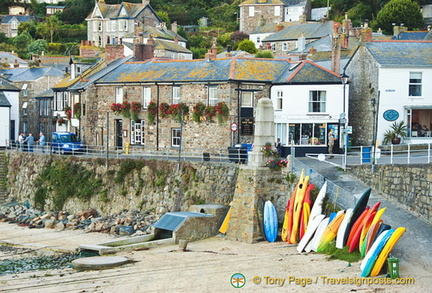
86, 0, 161, 48
239, 0, 311, 34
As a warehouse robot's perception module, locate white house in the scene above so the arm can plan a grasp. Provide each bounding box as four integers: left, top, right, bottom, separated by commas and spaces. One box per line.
346, 41, 432, 146
271, 60, 348, 151
0, 77, 20, 147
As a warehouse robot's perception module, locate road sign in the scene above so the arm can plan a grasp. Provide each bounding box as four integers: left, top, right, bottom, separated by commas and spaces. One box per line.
230, 122, 238, 132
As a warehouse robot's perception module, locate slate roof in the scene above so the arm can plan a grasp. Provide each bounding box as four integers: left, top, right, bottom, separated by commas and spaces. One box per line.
0, 76, 20, 91
365, 41, 432, 67
153, 39, 191, 54
240, 0, 302, 5
0, 92, 11, 107
0, 52, 28, 66
142, 26, 187, 43
2, 15, 32, 24
0, 67, 64, 82
95, 57, 342, 85
391, 31, 429, 41
53, 58, 106, 90
35, 88, 54, 99
263, 21, 335, 42
273, 60, 343, 84
88, 2, 160, 21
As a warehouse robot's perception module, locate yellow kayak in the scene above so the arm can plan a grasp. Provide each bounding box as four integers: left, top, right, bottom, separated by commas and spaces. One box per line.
317, 210, 345, 252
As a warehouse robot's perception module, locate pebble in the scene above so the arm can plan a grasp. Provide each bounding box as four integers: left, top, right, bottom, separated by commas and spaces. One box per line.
0, 202, 163, 237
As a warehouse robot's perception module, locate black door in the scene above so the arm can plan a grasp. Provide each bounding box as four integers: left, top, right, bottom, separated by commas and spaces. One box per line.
115, 119, 122, 149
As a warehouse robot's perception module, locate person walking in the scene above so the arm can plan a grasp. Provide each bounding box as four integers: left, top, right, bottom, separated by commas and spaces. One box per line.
24, 133, 35, 152
18, 133, 25, 151
275, 138, 282, 157
328, 129, 335, 159
37, 132, 46, 153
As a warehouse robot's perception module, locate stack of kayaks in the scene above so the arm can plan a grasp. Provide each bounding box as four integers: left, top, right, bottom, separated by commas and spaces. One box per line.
280, 174, 406, 277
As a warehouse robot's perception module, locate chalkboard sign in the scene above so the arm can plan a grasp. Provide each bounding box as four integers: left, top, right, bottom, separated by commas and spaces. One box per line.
241, 118, 254, 135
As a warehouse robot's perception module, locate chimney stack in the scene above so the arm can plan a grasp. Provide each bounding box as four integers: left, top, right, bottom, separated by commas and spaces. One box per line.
172, 21, 177, 33
276, 23, 284, 32
331, 34, 341, 75
106, 44, 125, 64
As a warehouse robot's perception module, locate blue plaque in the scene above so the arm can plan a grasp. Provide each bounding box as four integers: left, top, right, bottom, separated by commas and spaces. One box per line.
383, 109, 399, 121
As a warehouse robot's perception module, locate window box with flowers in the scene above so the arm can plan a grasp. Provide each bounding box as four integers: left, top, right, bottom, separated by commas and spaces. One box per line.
147, 101, 158, 124
130, 101, 142, 122
192, 102, 206, 123
215, 101, 229, 124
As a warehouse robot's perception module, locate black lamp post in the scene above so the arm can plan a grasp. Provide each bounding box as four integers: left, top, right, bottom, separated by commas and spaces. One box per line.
340, 70, 349, 170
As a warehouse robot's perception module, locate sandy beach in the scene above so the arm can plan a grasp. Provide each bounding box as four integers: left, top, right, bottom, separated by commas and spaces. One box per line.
0, 223, 431, 293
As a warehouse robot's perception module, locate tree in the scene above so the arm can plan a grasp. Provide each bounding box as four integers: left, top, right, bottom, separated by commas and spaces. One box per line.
28, 39, 48, 56
13, 31, 33, 50
255, 50, 274, 58
237, 39, 258, 54
375, 0, 424, 34
36, 15, 62, 43
18, 21, 37, 38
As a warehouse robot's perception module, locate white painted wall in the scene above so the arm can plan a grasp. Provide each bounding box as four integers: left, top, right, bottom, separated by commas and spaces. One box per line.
376, 67, 432, 143
0, 107, 10, 147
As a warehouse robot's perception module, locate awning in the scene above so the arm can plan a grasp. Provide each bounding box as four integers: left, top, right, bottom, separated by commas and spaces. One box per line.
404, 105, 432, 110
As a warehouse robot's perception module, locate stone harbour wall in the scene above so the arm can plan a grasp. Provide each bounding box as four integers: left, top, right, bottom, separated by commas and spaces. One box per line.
349, 164, 432, 224
5, 152, 238, 215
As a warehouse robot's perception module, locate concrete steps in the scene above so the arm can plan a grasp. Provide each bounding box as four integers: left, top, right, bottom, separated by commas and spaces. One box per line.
0, 151, 7, 205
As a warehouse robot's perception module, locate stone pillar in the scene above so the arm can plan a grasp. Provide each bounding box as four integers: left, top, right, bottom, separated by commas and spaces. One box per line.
227, 97, 279, 244
248, 97, 275, 168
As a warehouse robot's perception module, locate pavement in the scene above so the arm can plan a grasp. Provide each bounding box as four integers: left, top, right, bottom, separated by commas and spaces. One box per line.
294, 156, 432, 274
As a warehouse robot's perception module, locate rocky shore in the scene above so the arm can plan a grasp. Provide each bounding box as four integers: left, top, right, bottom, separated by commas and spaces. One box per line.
0, 201, 162, 237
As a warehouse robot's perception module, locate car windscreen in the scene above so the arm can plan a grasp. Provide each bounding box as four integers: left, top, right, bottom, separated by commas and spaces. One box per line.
60, 135, 79, 143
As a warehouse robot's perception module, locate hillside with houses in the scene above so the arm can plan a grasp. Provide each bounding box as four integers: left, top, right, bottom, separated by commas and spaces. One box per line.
1, 0, 432, 155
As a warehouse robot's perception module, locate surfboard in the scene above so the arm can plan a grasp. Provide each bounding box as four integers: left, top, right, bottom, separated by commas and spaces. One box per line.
297, 214, 325, 253
348, 211, 376, 253
370, 227, 406, 277
309, 181, 327, 221
290, 175, 310, 244
342, 188, 371, 247
317, 210, 345, 252
299, 184, 314, 239
285, 171, 304, 243
257, 196, 266, 241
360, 207, 386, 256
372, 224, 391, 245
360, 229, 394, 277
361, 220, 382, 257
336, 208, 353, 249
219, 202, 233, 234
358, 203, 382, 251
264, 200, 278, 242
310, 217, 330, 252
281, 186, 297, 242
346, 207, 370, 246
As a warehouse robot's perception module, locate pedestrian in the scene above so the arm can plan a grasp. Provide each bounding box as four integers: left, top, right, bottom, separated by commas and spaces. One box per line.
24, 133, 35, 152
37, 132, 46, 153
274, 138, 282, 157
328, 129, 335, 159
18, 132, 25, 151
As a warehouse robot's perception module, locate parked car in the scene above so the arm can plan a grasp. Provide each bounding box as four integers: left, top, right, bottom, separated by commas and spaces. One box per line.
51, 132, 84, 154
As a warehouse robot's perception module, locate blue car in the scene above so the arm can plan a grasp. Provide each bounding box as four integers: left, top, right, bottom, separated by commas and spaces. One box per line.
51, 132, 84, 154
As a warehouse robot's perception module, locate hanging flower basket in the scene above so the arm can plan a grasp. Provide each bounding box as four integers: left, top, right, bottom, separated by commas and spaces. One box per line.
159, 102, 170, 118
57, 118, 65, 126
121, 101, 131, 118
130, 101, 142, 122
147, 101, 158, 124
110, 103, 122, 115
63, 106, 72, 120
203, 105, 216, 121
74, 102, 81, 119
215, 101, 229, 124
169, 102, 189, 122
192, 102, 206, 123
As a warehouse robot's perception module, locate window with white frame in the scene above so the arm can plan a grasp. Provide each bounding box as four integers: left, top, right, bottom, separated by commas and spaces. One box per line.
257, 36, 261, 44
131, 120, 144, 145
93, 22, 97, 32
271, 43, 276, 52
249, 6, 255, 17
275, 91, 283, 110
142, 87, 151, 109
172, 86, 181, 104
98, 21, 102, 31
115, 87, 123, 103
241, 92, 253, 107
409, 72, 422, 96
171, 128, 181, 147
282, 42, 288, 51
22, 102, 28, 116
208, 86, 218, 106
274, 6, 280, 16
309, 90, 326, 112
106, 21, 110, 32
111, 20, 117, 32
11, 21, 18, 29
22, 84, 28, 97
119, 20, 127, 31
